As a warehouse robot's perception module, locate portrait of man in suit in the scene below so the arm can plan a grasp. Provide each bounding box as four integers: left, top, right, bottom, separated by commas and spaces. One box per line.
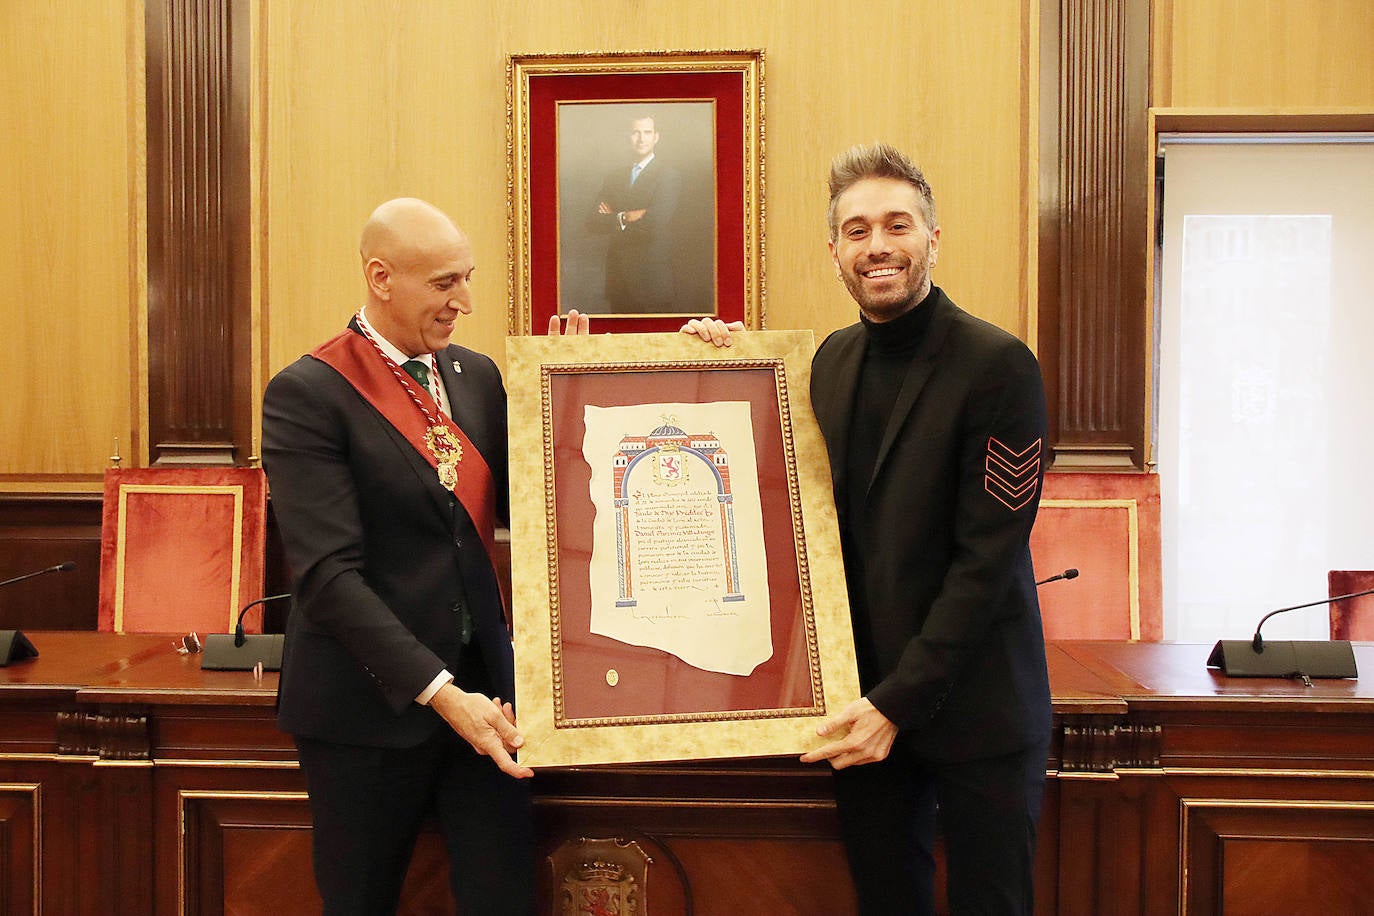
587, 115, 681, 312
558, 103, 715, 317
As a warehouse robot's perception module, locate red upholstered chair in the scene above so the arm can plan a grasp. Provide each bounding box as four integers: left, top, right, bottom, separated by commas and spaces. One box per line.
1030, 473, 1163, 641
1329, 570, 1374, 641
97, 467, 267, 635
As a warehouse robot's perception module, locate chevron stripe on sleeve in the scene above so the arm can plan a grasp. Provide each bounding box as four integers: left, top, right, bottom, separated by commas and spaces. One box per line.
983, 436, 1041, 511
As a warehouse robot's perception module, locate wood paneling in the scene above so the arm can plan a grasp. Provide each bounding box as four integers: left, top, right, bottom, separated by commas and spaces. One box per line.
10, 0, 1374, 497
1182, 798, 1374, 913
0, 785, 38, 916
1039, 0, 1151, 469
1161, 0, 1374, 108
12, 636, 1374, 914
0, 2, 141, 486
0, 495, 103, 631
145, 0, 254, 466
259, 0, 1034, 401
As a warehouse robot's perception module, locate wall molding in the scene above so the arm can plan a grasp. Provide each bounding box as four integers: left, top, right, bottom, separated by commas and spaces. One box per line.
145, 0, 253, 466
1039, 0, 1152, 469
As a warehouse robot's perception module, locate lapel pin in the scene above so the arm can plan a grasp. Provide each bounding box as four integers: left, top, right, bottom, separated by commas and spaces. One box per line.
451, 360, 462, 374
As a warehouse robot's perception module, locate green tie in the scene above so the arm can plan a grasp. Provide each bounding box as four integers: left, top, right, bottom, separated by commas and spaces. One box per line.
402, 359, 431, 389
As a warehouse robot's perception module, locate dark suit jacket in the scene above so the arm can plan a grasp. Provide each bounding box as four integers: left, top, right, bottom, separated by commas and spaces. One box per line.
588, 157, 681, 311
811, 288, 1051, 762
262, 324, 511, 748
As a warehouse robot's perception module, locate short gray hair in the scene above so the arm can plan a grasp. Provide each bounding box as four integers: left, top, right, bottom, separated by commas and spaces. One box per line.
826, 142, 937, 240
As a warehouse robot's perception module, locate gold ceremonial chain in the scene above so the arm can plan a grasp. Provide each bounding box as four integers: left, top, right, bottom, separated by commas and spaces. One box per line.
354, 315, 463, 488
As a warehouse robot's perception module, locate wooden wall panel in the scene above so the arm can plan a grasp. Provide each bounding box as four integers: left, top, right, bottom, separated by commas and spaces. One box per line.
0, 495, 103, 631
0, 784, 38, 916
1160, 0, 1374, 108
1181, 798, 1374, 913
6, 0, 1374, 500
1038, 0, 1151, 470
666, 839, 855, 913
0, 2, 141, 487
259, 0, 1035, 406
145, 0, 254, 466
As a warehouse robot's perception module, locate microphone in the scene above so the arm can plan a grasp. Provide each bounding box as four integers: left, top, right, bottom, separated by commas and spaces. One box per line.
232, 593, 291, 647
1207, 587, 1373, 681
0, 562, 67, 665
0, 561, 76, 588
1251, 587, 1374, 653
201, 594, 291, 671
1037, 568, 1079, 586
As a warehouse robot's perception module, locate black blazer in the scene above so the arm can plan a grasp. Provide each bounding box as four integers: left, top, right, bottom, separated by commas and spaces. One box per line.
588, 157, 682, 310
262, 324, 511, 748
811, 288, 1052, 762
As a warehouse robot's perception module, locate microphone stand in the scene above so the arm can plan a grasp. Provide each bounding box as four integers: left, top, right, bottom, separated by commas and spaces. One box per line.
0, 561, 75, 588
201, 594, 291, 672
0, 562, 74, 665
1207, 587, 1374, 682
1037, 568, 1079, 587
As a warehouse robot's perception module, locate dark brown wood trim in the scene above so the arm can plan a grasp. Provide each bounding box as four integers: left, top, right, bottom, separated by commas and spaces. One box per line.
145, 0, 252, 467
1153, 108, 1374, 134
0, 494, 103, 630
1039, 0, 1152, 470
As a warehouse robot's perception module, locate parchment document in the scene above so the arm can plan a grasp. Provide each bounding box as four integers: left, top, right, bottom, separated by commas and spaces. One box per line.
583, 402, 773, 675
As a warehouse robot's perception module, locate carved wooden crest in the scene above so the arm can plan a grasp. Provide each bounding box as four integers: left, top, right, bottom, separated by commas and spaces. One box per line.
550, 836, 651, 916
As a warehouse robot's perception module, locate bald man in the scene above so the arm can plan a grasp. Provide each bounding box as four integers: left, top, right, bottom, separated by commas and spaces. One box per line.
263, 198, 587, 914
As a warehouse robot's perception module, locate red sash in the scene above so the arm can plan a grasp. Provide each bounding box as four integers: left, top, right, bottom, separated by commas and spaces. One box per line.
310, 329, 500, 584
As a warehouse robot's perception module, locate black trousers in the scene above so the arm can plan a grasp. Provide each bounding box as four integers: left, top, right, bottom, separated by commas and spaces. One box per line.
833, 739, 1048, 915
294, 648, 534, 916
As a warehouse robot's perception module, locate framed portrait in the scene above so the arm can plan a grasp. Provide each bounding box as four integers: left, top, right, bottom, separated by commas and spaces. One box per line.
505, 331, 859, 767
507, 50, 765, 335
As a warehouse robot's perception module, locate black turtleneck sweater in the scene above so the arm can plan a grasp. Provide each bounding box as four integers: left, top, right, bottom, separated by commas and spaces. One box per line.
841, 285, 937, 687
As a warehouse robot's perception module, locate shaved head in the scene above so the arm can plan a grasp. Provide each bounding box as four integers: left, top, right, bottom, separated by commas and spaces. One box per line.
360, 197, 467, 271
359, 198, 475, 357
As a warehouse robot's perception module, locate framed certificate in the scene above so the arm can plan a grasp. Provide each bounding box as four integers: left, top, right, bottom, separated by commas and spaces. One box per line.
506, 330, 858, 766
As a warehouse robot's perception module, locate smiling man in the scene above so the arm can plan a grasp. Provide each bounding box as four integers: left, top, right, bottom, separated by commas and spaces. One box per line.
683, 143, 1052, 914
263, 198, 587, 915
803, 143, 1052, 915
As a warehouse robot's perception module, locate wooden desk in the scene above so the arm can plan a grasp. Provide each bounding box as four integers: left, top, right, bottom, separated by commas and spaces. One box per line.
4, 635, 1374, 914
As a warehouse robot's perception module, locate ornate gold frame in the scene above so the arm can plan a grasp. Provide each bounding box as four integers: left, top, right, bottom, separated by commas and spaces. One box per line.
506, 331, 857, 767
506, 49, 766, 335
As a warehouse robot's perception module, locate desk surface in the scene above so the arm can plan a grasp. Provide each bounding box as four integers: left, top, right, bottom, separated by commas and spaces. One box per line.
0, 630, 279, 706
5, 634, 1374, 916
5, 631, 1373, 710
1053, 640, 1374, 710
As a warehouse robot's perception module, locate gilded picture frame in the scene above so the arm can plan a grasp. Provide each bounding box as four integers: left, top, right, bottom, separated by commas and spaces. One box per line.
507, 49, 766, 335
505, 331, 858, 767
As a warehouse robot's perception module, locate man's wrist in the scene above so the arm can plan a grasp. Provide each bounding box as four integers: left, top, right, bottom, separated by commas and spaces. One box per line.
416, 670, 454, 705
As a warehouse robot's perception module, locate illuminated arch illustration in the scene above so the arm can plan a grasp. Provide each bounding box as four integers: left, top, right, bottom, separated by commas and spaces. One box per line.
610, 421, 744, 607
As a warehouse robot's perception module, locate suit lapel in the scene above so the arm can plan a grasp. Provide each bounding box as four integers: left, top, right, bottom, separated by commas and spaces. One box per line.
868, 292, 957, 493
437, 351, 484, 442
814, 329, 865, 497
